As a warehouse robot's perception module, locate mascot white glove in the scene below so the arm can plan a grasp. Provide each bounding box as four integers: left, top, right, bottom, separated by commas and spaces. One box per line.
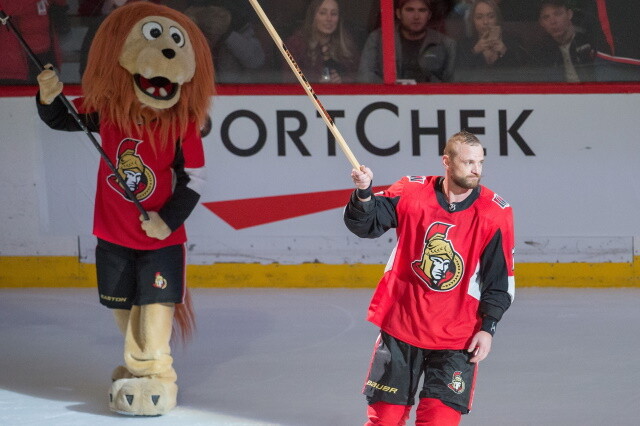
140, 211, 172, 240
36, 64, 63, 105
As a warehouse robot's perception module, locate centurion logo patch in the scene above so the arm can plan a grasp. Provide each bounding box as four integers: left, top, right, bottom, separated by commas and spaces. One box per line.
411, 222, 464, 292
108, 138, 156, 202
448, 371, 466, 394
153, 272, 167, 289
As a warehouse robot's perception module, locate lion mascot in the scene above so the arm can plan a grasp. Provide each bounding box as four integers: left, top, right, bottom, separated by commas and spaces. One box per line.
36, 2, 214, 416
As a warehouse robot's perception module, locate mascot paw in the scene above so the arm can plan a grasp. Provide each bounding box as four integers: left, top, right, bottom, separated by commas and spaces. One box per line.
109, 377, 177, 416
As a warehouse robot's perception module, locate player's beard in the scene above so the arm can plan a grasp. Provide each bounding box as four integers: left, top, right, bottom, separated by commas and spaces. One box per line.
452, 174, 481, 189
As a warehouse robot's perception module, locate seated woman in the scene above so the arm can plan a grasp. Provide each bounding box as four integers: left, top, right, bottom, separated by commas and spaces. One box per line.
283, 0, 358, 83
453, 0, 530, 82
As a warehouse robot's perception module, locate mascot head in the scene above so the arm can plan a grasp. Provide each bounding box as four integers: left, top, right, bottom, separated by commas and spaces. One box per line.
82, 2, 214, 149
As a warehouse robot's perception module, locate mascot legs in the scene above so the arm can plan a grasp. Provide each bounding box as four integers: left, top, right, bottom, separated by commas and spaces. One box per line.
109, 303, 178, 416
111, 309, 134, 381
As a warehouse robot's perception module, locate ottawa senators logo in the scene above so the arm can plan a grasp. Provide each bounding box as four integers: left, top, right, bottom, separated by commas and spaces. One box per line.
107, 138, 155, 202
411, 222, 464, 291
152, 272, 167, 289
447, 371, 465, 394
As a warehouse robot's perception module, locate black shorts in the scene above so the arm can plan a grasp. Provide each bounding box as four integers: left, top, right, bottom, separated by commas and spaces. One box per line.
363, 330, 478, 414
95, 238, 186, 309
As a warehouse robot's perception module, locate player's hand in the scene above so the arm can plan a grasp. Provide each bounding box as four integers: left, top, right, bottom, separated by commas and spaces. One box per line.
140, 211, 171, 240
467, 330, 492, 363
37, 64, 63, 105
351, 165, 373, 190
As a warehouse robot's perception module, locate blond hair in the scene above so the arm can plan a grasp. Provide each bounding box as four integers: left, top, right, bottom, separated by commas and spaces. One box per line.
444, 130, 482, 159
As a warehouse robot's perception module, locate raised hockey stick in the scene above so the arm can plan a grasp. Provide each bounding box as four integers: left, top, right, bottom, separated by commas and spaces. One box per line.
246, 0, 361, 170
0, 9, 149, 220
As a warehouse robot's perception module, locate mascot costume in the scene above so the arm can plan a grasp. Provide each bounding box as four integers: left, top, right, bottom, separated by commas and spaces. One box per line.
36, 2, 214, 416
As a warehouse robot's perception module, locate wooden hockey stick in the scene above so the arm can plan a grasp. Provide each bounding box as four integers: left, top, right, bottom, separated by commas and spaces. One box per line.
246, 0, 361, 169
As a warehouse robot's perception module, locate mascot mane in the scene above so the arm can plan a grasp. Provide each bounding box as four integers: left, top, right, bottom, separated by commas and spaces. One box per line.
82, 2, 215, 150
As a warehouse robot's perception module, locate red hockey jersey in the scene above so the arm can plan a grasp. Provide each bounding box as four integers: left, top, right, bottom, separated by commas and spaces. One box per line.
37, 96, 205, 250
345, 176, 515, 350
90, 120, 204, 250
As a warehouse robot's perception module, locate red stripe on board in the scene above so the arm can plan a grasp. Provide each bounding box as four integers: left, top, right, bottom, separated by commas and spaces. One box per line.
202, 186, 389, 230
3, 82, 640, 98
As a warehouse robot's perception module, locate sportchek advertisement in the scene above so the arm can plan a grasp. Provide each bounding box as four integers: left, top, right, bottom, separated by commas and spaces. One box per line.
3, 93, 639, 264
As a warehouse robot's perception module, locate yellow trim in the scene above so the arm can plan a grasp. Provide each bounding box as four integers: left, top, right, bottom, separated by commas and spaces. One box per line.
1, 256, 638, 288
1, 256, 96, 288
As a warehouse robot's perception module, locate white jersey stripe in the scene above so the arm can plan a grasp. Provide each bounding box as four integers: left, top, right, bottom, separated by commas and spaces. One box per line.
467, 262, 481, 301
185, 166, 207, 195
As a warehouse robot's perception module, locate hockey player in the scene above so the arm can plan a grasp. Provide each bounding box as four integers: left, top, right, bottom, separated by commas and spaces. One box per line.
344, 130, 515, 425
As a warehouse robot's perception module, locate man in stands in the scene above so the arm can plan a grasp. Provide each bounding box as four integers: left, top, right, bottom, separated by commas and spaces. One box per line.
358, 0, 456, 83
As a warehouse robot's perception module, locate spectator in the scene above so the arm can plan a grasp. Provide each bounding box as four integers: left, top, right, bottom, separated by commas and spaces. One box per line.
454, 0, 530, 81
359, 0, 456, 83
531, 0, 596, 82
184, 0, 266, 83
0, 0, 63, 84
283, 0, 359, 84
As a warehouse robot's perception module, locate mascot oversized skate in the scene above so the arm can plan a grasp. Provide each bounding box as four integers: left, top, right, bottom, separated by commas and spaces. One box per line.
36, 2, 214, 416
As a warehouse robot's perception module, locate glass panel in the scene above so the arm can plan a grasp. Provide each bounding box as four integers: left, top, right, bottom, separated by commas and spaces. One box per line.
444, 0, 640, 83
0, 0, 379, 85
0, 0, 637, 86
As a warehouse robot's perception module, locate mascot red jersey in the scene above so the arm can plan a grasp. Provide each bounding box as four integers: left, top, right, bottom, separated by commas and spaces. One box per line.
36, 2, 214, 416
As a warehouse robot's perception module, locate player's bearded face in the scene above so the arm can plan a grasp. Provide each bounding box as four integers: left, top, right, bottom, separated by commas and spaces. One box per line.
449, 144, 484, 189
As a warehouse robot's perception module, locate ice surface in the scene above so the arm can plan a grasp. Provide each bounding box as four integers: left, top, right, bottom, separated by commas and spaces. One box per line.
1, 287, 639, 425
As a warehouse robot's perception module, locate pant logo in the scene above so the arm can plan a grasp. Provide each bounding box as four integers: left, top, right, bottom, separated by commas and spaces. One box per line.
153, 272, 168, 289
447, 371, 465, 394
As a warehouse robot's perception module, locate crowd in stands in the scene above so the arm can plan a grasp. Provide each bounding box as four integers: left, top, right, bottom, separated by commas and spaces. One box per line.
1, 0, 638, 85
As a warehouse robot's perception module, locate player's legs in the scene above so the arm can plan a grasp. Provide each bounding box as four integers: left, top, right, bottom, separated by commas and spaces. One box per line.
415, 398, 462, 425
419, 350, 478, 420
366, 401, 411, 425
363, 331, 427, 425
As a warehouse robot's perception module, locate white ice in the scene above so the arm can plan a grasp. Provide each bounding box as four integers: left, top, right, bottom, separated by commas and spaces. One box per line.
1, 287, 639, 425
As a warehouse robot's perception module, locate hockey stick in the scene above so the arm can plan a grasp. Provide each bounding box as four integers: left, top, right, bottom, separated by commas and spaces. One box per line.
0, 9, 149, 220
246, 0, 361, 170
